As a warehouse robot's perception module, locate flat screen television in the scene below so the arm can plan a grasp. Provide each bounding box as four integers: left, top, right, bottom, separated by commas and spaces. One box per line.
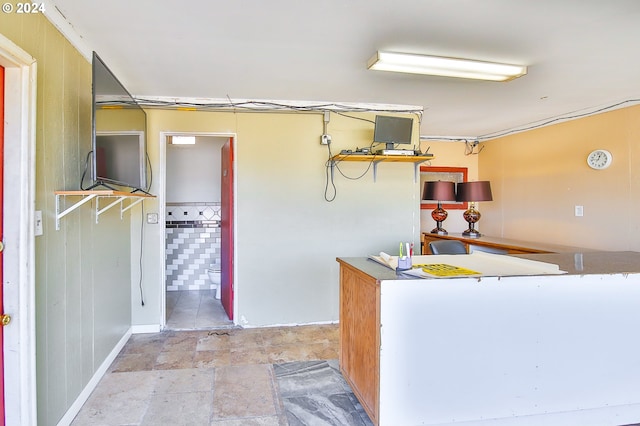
373, 115, 414, 149
90, 52, 147, 192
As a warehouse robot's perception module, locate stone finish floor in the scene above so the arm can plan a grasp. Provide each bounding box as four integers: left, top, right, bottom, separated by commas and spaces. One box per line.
166, 290, 233, 330
71, 324, 372, 425
275, 360, 373, 426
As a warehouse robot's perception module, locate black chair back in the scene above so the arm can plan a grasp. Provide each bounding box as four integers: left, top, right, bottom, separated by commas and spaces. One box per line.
429, 240, 467, 255
468, 244, 508, 255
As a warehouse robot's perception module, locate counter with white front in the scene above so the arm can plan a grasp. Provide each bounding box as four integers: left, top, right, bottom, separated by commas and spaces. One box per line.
337, 251, 640, 426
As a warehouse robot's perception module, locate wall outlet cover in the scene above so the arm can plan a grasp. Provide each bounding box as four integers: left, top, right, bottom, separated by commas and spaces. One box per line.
35, 210, 43, 236
147, 213, 159, 224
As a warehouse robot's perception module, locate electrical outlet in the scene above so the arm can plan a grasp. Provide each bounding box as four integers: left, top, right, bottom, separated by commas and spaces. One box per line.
146, 212, 159, 224
320, 134, 332, 145
574, 205, 584, 217
35, 210, 43, 236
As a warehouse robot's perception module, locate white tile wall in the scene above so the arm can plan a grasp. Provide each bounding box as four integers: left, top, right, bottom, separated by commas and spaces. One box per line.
166, 202, 221, 222
165, 202, 222, 291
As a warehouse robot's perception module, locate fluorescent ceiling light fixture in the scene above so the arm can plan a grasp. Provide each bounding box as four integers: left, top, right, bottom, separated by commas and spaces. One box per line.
367, 51, 527, 82
171, 136, 196, 145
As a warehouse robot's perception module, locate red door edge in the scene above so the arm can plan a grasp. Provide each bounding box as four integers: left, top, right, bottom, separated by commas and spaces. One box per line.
220, 137, 234, 320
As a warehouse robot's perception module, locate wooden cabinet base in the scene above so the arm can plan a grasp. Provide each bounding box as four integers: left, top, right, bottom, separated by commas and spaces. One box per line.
337, 253, 640, 426
339, 262, 380, 425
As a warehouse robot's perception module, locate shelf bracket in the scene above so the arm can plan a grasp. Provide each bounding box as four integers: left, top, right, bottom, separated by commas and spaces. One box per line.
96, 196, 125, 223
329, 154, 432, 183
121, 197, 145, 218
372, 160, 382, 182
55, 190, 154, 230
96, 196, 147, 223
56, 193, 98, 230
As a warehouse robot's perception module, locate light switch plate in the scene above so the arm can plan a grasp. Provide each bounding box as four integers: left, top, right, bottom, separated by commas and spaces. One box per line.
35, 210, 43, 236
146, 213, 159, 224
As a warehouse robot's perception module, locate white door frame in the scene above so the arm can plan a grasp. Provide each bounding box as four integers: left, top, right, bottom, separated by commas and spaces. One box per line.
158, 131, 237, 330
0, 33, 38, 425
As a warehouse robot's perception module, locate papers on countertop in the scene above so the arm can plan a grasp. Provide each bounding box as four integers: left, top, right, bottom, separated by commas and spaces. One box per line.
368, 251, 566, 278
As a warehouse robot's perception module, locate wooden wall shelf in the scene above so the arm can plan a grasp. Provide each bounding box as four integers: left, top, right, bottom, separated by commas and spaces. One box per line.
54, 190, 155, 230
330, 154, 434, 182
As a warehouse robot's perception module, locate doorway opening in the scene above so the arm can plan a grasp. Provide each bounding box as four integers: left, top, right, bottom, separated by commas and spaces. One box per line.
162, 133, 234, 330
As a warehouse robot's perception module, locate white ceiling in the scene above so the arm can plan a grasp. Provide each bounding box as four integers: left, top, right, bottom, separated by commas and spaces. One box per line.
47, 0, 640, 138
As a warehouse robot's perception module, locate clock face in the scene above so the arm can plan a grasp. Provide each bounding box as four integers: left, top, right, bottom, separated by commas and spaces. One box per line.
587, 149, 612, 170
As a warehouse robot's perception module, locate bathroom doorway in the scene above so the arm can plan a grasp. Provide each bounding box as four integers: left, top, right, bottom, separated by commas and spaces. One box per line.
163, 134, 233, 329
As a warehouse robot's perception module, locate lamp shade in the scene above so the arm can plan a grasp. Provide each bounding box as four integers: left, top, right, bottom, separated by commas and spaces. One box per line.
456, 181, 493, 202
422, 181, 456, 201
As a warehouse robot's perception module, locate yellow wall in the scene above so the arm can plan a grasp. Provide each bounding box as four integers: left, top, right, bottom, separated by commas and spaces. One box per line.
479, 105, 640, 251
1, 5, 133, 425
135, 109, 424, 327
95, 107, 146, 132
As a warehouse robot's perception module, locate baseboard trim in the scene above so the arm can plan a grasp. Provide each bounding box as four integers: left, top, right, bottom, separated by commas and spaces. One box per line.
56, 327, 133, 426
240, 320, 339, 329
131, 324, 161, 334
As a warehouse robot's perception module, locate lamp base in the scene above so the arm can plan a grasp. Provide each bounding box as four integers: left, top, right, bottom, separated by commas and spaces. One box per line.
431, 227, 448, 235
462, 204, 482, 239
430, 204, 449, 236
462, 228, 481, 238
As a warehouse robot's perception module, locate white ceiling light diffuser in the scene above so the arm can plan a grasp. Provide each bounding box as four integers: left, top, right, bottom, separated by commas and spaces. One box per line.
171, 136, 196, 145
367, 51, 527, 82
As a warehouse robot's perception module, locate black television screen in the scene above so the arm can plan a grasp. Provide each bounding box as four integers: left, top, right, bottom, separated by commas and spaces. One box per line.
91, 52, 147, 191
373, 115, 414, 149
95, 132, 146, 189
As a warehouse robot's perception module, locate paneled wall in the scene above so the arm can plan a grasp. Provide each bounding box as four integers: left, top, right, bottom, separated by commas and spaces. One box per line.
0, 7, 133, 426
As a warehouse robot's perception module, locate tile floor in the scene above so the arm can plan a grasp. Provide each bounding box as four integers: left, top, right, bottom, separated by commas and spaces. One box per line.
70, 323, 372, 425
166, 290, 233, 330
275, 360, 373, 426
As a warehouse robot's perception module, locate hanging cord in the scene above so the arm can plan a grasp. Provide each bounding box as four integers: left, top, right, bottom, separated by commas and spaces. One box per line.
322, 111, 337, 201
134, 151, 156, 306
324, 143, 337, 202
145, 151, 153, 193
139, 202, 145, 306
476, 98, 640, 141
138, 152, 153, 305
324, 148, 379, 201
79, 151, 93, 190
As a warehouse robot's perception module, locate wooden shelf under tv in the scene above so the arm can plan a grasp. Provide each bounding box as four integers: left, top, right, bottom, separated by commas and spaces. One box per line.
54, 190, 155, 230
329, 154, 434, 182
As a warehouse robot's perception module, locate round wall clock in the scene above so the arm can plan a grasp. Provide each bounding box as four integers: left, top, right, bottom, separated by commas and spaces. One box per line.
586, 149, 612, 170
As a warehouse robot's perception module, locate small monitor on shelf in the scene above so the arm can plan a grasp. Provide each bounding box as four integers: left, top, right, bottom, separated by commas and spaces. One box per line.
373, 115, 414, 150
